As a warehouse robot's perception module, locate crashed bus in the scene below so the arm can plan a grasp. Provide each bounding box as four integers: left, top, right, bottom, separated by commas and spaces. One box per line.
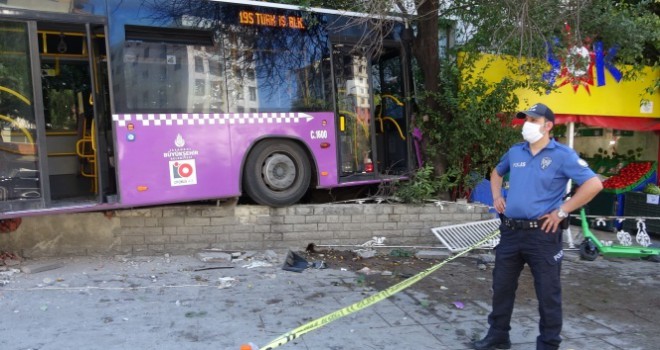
0, 0, 415, 222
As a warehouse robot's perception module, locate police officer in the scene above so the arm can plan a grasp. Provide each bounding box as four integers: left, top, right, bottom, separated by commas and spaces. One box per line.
473, 103, 603, 350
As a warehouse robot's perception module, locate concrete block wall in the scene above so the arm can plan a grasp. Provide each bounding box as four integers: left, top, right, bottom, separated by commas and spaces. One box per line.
1, 202, 493, 257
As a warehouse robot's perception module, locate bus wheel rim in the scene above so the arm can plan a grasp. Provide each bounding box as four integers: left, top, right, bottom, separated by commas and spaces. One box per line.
262, 153, 296, 190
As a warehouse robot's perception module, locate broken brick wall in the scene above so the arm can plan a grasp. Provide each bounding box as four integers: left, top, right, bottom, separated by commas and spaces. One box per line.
1, 202, 493, 257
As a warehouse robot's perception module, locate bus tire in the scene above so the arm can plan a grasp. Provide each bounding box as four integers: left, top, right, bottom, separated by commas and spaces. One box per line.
243, 139, 311, 207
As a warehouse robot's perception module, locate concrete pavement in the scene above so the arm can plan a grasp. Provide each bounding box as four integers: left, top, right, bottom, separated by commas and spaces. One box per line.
0, 247, 658, 350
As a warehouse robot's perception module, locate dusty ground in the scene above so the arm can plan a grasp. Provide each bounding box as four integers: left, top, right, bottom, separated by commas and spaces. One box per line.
303, 247, 497, 301
302, 245, 660, 332
1, 241, 659, 349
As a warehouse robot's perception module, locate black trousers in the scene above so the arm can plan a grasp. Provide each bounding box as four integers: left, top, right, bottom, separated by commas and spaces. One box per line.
486, 224, 564, 350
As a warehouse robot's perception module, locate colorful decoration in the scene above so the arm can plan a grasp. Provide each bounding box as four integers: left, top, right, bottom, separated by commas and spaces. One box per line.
593, 41, 622, 87
544, 23, 622, 94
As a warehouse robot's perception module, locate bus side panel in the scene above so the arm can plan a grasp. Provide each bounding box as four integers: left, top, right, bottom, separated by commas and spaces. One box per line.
113, 114, 235, 206
229, 111, 338, 189
113, 111, 337, 207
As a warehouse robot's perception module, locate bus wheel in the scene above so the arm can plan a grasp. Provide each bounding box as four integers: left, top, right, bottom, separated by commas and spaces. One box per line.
244, 140, 311, 207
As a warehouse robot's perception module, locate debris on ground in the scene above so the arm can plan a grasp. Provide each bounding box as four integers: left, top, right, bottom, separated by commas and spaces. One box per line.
301, 246, 496, 304
242, 261, 273, 269
195, 251, 232, 263
0, 251, 22, 266
217, 277, 237, 289
476, 254, 496, 264
415, 250, 450, 260
357, 267, 380, 275
0, 267, 20, 286
310, 261, 327, 269
355, 249, 376, 259
3, 259, 21, 266
184, 311, 208, 318
359, 236, 387, 248
282, 250, 309, 272
263, 250, 279, 262
20, 262, 64, 274
193, 266, 234, 271
194, 249, 282, 271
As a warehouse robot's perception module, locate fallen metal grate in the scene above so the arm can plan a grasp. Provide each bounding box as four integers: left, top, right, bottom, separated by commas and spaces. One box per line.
431, 218, 501, 252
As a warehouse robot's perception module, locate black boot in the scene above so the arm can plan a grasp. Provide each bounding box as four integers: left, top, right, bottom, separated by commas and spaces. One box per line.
472, 335, 512, 350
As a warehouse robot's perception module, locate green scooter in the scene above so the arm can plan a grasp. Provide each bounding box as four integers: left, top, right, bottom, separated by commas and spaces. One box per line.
578, 208, 660, 261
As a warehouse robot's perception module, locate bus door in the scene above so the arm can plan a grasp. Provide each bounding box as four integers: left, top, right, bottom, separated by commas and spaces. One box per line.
331, 43, 410, 182
0, 19, 113, 214
0, 20, 40, 212
371, 45, 410, 175
332, 44, 374, 180
38, 22, 112, 204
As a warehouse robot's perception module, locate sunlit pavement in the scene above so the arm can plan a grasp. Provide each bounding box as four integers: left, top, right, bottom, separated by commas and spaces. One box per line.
0, 245, 658, 350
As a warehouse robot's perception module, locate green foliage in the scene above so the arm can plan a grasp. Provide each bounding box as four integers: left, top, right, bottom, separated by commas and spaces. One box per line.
275, 0, 358, 11
389, 248, 413, 257
394, 164, 440, 203
577, 0, 659, 67
0, 23, 32, 118
355, 274, 366, 285
553, 124, 567, 138
415, 57, 523, 198
273, 0, 659, 198
446, 0, 659, 94
47, 89, 76, 131
592, 146, 644, 162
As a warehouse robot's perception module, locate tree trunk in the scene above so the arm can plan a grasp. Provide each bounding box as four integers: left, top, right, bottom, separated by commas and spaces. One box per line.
412, 0, 448, 178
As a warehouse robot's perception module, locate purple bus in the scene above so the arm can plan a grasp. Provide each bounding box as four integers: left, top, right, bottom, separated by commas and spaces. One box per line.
0, 0, 414, 220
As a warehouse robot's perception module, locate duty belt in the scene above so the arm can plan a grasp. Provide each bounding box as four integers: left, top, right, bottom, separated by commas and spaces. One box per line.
502, 216, 545, 230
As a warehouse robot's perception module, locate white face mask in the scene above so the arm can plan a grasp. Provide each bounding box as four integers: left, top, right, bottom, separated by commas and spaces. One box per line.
522, 121, 544, 144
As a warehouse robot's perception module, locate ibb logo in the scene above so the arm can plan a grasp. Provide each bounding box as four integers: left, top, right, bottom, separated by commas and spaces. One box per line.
172, 161, 194, 178
169, 159, 197, 186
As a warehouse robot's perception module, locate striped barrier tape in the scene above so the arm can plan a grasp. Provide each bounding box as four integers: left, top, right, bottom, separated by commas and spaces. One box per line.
253, 228, 501, 350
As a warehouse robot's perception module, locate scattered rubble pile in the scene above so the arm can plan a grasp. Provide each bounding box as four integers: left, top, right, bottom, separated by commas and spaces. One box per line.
302, 245, 499, 303
302, 246, 446, 277
0, 251, 22, 266
191, 249, 285, 289
194, 249, 281, 268
195, 248, 331, 273
0, 251, 23, 286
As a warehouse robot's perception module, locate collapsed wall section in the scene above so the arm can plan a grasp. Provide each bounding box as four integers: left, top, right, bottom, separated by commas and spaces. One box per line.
1, 203, 492, 257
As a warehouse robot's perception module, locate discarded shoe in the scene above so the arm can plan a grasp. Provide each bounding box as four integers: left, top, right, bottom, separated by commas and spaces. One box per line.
472, 335, 511, 350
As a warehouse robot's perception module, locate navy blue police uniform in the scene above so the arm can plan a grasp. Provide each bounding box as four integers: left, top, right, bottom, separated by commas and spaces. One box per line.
488, 139, 596, 350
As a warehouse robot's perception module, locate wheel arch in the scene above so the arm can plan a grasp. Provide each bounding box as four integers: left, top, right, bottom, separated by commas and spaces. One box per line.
238, 136, 319, 195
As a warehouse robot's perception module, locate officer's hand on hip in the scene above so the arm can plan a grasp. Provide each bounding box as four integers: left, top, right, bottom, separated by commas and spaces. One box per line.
493, 196, 506, 214
540, 210, 563, 233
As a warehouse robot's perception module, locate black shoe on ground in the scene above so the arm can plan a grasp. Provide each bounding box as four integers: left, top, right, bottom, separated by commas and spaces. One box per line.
472, 335, 512, 350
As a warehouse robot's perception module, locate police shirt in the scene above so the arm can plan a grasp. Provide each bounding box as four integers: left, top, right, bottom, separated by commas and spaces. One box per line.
495, 139, 597, 220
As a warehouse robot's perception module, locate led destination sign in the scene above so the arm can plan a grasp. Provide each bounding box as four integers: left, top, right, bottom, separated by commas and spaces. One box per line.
238, 11, 305, 29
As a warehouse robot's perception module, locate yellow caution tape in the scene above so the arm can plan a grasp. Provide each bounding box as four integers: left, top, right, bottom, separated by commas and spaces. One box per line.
259, 229, 501, 350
